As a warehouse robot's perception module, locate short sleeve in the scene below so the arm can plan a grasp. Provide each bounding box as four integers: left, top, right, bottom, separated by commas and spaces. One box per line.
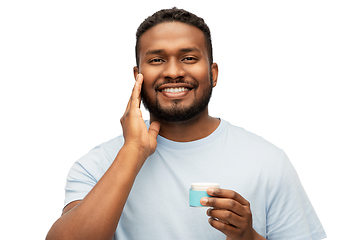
63, 136, 123, 208
266, 152, 327, 240
64, 161, 97, 208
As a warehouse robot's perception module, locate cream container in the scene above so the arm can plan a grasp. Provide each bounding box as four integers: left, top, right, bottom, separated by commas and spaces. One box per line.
189, 182, 220, 207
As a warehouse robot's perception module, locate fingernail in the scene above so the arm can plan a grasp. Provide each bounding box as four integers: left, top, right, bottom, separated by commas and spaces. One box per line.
208, 188, 214, 195
200, 197, 208, 205
206, 208, 212, 216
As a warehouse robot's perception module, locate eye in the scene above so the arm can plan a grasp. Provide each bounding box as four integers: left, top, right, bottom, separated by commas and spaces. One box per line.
182, 56, 198, 63
149, 58, 165, 64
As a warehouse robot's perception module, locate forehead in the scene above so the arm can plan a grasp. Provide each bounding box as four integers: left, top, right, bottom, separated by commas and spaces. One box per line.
138, 22, 207, 57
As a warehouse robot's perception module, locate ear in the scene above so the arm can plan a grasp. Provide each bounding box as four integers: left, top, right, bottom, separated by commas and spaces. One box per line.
211, 63, 219, 87
133, 66, 139, 80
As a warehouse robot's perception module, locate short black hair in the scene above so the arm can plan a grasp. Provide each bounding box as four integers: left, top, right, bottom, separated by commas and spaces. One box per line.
135, 7, 213, 67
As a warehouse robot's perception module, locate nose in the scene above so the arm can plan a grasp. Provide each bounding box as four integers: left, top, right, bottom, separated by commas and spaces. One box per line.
161, 58, 185, 79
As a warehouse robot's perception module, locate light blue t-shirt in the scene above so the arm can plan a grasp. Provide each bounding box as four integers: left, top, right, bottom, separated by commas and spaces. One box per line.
65, 119, 326, 240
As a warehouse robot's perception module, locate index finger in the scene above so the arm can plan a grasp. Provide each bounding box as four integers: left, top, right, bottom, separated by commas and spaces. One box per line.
126, 73, 143, 113
207, 188, 249, 206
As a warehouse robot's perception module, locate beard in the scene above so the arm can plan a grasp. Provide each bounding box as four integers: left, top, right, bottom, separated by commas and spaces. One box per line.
141, 73, 213, 122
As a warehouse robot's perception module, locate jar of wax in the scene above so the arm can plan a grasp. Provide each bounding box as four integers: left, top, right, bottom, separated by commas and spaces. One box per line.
189, 183, 220, 207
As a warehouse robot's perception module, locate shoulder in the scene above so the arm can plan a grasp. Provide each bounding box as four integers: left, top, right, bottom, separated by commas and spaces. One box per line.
218, 120, 291, 178
74, 135, 125, 179
83, 135, 124, 160
222, 120, 284, 155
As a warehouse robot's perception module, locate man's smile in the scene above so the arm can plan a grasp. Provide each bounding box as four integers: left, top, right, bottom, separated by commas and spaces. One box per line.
156, 83, 195, 99
161, 87, 189, 93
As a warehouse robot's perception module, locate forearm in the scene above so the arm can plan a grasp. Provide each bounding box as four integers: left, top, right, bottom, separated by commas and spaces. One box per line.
46, 144, 146, 240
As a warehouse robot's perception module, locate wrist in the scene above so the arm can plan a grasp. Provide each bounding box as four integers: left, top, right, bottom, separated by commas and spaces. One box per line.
120, 143, 149, 171
252, 229, 266, 240
123, 142, 149, 157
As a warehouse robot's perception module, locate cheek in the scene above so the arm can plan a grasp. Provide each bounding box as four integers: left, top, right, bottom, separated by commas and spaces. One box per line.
140, 67, 161, 87
186, 59, 210, 76
185, 64, 211, 83
140, 72, 158, 100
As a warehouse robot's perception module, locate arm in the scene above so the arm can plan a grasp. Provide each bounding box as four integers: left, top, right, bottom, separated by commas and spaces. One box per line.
46, 74, 160, 240
200, 188, 266, 240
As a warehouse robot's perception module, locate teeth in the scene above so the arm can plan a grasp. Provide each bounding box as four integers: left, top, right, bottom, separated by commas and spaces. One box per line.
162, 87, 188, 93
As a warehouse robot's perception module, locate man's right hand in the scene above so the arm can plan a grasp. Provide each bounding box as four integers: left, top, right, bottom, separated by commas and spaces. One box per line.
120, 73, 160, 161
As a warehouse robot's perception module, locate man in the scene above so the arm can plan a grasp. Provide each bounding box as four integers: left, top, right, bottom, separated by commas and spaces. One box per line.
46, 8, 326, 240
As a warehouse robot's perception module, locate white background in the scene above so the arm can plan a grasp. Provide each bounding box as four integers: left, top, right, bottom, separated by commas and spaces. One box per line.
1, 0, 359, 239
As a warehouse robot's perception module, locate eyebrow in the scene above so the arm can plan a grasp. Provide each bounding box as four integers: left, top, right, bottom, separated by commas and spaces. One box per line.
145, 49, 164, 55
145, 47, 201, 55
179, 47, 201, 53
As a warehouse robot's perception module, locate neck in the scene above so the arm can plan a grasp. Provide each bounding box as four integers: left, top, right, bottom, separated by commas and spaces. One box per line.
150, 108, 220, 142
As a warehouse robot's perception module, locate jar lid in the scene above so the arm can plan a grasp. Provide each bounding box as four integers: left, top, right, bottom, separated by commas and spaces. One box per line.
191, 182, 220, 191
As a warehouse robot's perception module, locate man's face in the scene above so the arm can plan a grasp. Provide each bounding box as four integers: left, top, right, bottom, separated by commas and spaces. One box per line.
135, 21, 218, 122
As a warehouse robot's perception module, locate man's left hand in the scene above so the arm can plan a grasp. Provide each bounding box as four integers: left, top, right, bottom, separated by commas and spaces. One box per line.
200, 188, 265, 240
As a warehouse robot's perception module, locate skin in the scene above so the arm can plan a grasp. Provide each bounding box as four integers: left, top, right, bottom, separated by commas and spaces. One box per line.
46, 22, 266, 240
201, 188, 266, 240
134, 21, 220, 142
